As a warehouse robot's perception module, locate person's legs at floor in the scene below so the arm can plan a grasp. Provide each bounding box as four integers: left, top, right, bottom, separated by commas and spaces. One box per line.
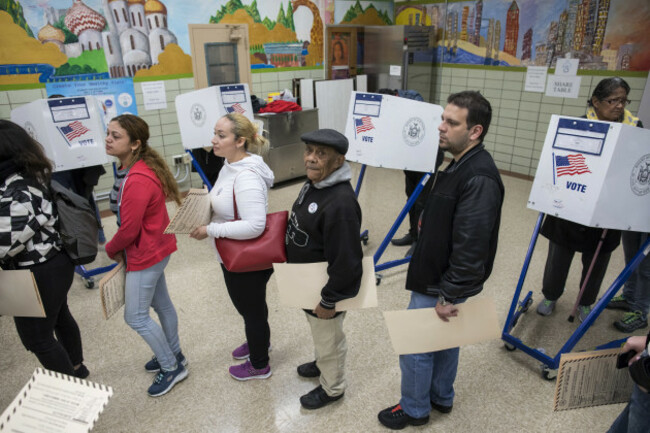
305, 312, 347, 397
607, 385, 650, 433
539, 241, 574, 314
150, 259, 182, 358
622, 232, 650, 316
400, 291, 460, 419
124, 256, 177, 372
13, 251, 78, 375
222, 266, 273, 369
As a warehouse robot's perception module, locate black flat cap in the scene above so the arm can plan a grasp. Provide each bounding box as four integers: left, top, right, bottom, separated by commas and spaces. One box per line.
301, 128, 349, 154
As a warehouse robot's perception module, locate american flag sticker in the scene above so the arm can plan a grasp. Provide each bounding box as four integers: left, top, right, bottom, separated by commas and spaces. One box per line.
555, 154, 591, 177
57, 121, 90, 144
226, 103, 246, 114
355, 116, 374, 134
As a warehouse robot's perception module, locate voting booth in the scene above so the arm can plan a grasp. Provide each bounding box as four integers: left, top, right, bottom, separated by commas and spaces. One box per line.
528, 115, 650, 232
344, 92, 443, 172
175, 84, 255, 150
503, 114, 650, 379
11, 96, 108, 171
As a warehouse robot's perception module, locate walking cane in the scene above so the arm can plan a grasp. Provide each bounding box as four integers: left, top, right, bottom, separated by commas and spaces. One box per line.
568, 228, 608, 322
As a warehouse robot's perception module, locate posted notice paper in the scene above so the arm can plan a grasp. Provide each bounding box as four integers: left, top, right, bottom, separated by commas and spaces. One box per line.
554, 348, 634, 411
164, 188, 211, 234
383, 297, 501, 355
0, 270, 45, 317
273, 256, 377, 310
0, 368, 112, 433
99, 261, 126, 320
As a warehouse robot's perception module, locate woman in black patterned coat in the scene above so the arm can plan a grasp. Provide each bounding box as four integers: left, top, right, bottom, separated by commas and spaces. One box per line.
0, 120, 88, 378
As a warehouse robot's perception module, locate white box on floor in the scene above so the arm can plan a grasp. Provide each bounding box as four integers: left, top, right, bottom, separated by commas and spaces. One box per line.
528, 115, 650, 232
11, 96, 108, 171
175, 84, 255, 150
344, 92, 443, 172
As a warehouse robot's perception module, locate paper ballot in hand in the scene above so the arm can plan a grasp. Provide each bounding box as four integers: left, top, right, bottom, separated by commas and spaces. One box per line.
164, 188, 211, 234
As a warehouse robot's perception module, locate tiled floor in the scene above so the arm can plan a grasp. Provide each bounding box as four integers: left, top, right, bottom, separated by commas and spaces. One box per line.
0, 163, 631, 432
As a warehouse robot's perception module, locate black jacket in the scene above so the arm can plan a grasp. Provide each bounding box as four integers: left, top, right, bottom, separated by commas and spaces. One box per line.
406, 144, 504, 301
285, 163, 363, 312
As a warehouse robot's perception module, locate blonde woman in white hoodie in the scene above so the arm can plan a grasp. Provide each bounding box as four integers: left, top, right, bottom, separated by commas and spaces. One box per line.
190, 113, 275, 380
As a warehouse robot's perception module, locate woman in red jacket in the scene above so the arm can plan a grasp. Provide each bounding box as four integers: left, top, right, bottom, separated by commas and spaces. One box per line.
104, 114, 187, 397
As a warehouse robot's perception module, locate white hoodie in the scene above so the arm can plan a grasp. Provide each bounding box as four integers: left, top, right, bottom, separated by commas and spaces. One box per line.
206, 154, 274, 262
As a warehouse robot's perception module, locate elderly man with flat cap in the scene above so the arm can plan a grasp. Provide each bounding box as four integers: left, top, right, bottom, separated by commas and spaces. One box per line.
285, 128, 363, 410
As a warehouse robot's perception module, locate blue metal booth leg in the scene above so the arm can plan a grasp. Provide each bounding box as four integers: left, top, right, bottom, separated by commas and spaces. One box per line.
502, 212, 650, 377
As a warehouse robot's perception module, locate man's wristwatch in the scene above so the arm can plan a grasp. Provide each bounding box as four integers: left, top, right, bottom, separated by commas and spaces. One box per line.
438, 295, 450, 306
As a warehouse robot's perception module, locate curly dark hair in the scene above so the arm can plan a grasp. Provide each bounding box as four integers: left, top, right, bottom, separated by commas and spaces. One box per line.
0, 119, 52, 183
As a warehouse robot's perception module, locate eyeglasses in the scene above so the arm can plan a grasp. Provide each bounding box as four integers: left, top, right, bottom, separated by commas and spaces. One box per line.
602, 98, 631, 106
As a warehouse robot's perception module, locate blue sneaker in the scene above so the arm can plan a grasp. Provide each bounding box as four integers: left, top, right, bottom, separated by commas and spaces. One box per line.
145, 351, 188, 373
147, 364, 188, 397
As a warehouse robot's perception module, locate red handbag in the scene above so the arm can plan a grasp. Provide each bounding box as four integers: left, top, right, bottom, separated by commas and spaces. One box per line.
215, 192, 288, 273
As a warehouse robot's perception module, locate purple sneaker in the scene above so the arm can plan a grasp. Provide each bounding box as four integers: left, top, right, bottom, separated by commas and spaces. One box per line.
229, 360, 272, 381
231, 342, 272, 360
232, 342, 250, 360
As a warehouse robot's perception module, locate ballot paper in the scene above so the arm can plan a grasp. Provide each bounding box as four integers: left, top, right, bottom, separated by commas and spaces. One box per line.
273, 257, 377, 310
164, 188, 211, 234
0, 368, 112, 433
0, 270, 45, 317
383, 297, 501, 354
99, 262, 126, 320
553, 349, 634, 411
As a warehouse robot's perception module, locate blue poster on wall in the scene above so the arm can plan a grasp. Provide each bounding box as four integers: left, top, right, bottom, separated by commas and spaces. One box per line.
46, 78, 137, 127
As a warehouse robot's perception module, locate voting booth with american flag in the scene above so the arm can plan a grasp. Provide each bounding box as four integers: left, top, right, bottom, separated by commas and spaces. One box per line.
10, 96, 108, 171
175, 84, 255, 151
344, 92, 443, 172
528, 115, 650, 232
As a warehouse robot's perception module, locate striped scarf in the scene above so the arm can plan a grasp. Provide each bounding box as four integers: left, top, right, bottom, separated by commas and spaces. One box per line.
109, 166, 130, 214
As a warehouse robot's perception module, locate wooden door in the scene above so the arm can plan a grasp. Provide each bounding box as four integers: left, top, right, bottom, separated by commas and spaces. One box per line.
188, 24, 252, 91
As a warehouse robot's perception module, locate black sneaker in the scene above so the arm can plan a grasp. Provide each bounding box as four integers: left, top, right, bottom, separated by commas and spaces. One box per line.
73, 363, 89, 379
145, 351, 188, 373
391, 233, 415, 247
297, 361, 320, 378
614, 311, 648, 333
299, 385, 344, 409
147, 363, 188, 397
606, 295, 633, 312
430, 400, 452, 414
378, 404, 429, 430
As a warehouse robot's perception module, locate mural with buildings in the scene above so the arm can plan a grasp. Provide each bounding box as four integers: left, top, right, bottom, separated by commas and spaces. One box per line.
395, 0, 650, 71
0, 0, 345, 86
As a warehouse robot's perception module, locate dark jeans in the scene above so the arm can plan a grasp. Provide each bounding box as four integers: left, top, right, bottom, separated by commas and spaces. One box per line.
14, 250, 83, 375
542, 240, 612, 306
404, 170, 432, 239
221, 265, 273, 369
607, 385, 650, 433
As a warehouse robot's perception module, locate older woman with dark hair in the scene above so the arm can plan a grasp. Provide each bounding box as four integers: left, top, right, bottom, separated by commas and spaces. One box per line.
536, 77, 643, 322
0, 119, 88, 378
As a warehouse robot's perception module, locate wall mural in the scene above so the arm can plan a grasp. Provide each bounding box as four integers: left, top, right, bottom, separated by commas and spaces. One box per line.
395, 0, 650, 72
335, 0, 393, 25
0, 0, 340, 87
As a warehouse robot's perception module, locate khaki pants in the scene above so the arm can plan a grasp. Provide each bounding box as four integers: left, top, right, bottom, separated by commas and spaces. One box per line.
305, 312, 347, 397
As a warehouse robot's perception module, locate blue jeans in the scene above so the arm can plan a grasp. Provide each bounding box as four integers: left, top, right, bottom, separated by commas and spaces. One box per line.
124, 255, 180, 371
607, 385, 650, 433
622, 232, 650, 317
399, 291, 465, 419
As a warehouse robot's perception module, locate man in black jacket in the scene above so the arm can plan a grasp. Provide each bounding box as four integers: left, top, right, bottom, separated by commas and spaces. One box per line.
378, 91, 504, 430
285, 128, 363, 410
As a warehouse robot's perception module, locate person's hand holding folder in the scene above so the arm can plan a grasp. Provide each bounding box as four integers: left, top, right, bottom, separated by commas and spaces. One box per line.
435, 303, 458, 322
